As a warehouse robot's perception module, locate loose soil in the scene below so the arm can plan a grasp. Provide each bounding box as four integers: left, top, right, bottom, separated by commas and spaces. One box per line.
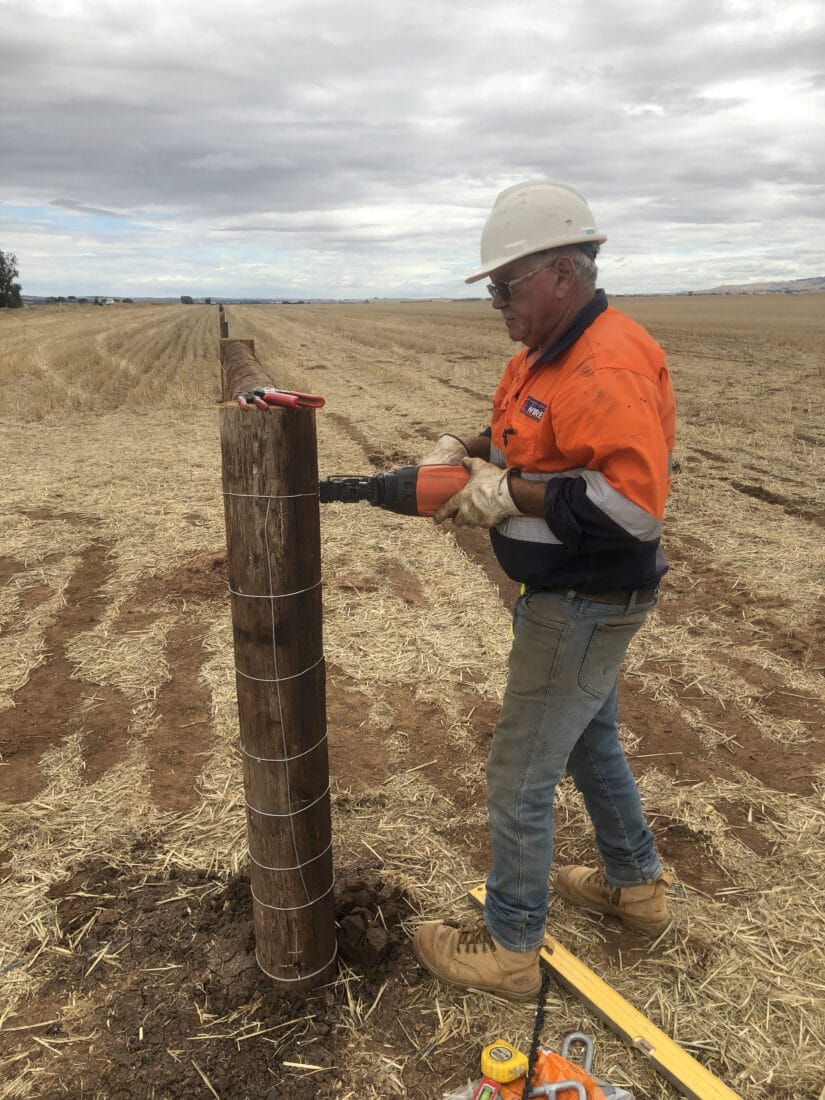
26, 862, 415, 1100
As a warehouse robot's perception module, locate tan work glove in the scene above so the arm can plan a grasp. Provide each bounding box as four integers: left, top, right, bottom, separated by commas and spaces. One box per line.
419, 433, 468, 466
434, 458, 522, 528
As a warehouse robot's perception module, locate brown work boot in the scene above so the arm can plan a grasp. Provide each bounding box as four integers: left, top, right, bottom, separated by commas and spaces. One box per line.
555, 865, 673, 935
413, 919, 541, 1002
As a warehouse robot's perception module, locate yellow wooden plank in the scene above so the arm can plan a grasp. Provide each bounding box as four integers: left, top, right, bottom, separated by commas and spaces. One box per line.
468, 885, 742, 1100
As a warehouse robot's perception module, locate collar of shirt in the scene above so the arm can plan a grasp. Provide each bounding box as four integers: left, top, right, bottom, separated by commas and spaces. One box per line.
532, 288, 608, 367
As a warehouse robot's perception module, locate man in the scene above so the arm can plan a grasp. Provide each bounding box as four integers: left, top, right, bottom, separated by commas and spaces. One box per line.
412, 181, 676, 1003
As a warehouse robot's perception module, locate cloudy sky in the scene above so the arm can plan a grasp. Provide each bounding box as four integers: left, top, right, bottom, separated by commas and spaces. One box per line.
2, 0, 823, 298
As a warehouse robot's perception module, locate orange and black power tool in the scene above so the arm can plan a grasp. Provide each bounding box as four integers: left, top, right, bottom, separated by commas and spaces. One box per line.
319, 465, 470, 517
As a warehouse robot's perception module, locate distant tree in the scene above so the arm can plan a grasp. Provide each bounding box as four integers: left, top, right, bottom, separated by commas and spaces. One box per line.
180, 295, 194, 305
0, 249, 23, 308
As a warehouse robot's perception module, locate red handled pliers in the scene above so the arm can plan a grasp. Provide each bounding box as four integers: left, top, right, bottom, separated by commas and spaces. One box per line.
236, 386, 326, 410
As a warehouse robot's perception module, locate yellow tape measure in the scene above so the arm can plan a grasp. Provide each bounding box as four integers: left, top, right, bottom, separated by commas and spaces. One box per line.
481, 1040, 529, 1083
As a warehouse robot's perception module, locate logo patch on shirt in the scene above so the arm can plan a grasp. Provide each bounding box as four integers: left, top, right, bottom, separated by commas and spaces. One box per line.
520, 395, 547, 422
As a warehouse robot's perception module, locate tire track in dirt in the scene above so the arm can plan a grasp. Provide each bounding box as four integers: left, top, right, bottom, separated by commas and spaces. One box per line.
0, 555, 56, 631
1, 542, 226, 809
326, 658, 499, 882
145, 618, 214, 812
112, 550, 227, 811
324, 555, 502, 873
433, 374, 489, 400
681, 447, 823, 527
666, 527, 821, 646
0, 540, 131, 803
0, 556, 19, 583
728, 480, 825, 527
324, 411, 418, 469
619, 681, 815, 795
3, 582, 53, 627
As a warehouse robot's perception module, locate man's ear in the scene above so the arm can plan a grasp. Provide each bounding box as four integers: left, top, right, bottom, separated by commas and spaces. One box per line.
552, 255, 576, 296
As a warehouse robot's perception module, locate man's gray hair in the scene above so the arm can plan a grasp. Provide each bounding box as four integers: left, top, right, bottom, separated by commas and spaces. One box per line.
538, 243, 600, 294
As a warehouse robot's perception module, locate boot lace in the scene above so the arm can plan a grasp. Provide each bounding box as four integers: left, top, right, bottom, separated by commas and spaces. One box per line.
588, 870, 621, 901
455, 920, 497, 955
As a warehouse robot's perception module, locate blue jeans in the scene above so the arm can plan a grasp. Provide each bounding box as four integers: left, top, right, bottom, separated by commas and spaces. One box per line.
484, 588, 663, 952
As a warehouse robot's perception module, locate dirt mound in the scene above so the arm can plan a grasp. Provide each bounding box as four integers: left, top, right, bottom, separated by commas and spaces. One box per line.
337, 877, 412, 972
2, 861, 415, 1099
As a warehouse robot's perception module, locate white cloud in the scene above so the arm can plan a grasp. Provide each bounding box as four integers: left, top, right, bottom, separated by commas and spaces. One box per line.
0, 0, 823, 296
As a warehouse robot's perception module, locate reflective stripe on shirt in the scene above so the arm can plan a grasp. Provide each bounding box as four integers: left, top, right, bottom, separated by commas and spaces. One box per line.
495, 468, 662, 543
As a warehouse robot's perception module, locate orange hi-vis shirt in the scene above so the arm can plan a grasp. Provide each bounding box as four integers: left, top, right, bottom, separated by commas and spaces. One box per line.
486, 292, 676, 593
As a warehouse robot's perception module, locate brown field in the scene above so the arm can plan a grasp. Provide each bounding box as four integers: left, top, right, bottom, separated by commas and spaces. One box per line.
0, 295, 823, 1099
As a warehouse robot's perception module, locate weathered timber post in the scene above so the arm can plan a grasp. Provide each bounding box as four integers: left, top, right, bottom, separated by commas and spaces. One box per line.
219, 304, 229, 340
219, 337, 257, 388
218, 339, 336, 992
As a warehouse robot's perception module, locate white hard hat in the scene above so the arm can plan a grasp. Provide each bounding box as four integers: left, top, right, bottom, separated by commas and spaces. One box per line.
465, 180, 607, 284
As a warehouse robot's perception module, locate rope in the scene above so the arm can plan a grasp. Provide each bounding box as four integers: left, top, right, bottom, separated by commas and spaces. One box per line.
521, 969, 552, 1099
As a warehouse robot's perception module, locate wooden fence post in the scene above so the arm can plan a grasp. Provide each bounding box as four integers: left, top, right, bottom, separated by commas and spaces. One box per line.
218, 338, 336, 992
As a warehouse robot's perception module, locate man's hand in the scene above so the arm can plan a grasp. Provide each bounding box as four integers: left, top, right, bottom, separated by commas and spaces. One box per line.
434, 458, 522, 528
419, 434, 468, 466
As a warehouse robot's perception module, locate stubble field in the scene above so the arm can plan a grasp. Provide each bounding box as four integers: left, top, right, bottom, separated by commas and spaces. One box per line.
0, 295, 823, 1099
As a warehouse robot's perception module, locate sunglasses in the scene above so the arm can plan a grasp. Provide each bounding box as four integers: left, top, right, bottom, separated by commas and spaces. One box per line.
486, 259, 558, 301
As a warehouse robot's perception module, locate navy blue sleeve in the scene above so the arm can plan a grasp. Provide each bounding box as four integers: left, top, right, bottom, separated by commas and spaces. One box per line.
544, 477, 643, 554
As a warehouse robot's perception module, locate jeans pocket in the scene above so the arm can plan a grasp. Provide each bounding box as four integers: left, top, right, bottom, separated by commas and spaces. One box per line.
578, 619, 643, 698
510, 594, 566, 687
521, 590, 566, 629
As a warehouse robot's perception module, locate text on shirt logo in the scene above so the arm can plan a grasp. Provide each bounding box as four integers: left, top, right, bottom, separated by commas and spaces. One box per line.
519, 396, 547, 422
